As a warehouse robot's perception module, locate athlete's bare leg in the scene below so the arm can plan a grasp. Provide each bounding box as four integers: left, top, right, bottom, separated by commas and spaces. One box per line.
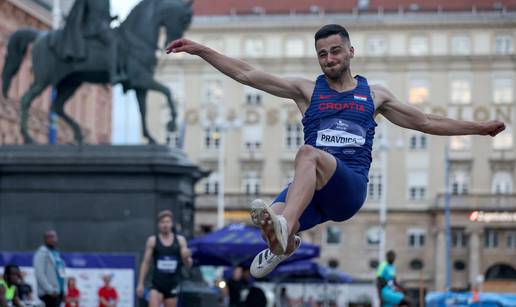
149, 289, 164, 307
257, 145, 337, 254
164, 298, 178, 307
283, 145, 337, 236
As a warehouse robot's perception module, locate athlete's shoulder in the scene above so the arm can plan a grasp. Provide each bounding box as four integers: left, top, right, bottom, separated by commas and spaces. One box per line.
146, 235, 157, 247
287, 77, 315, 94
369, 84, 394, 103
176, 234, 188, 244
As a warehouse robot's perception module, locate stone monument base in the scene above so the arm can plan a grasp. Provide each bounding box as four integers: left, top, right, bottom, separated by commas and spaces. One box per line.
0, 145, 204, 252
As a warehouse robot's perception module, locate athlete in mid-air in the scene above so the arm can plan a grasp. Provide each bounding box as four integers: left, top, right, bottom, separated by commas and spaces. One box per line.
166, 24, 505, 277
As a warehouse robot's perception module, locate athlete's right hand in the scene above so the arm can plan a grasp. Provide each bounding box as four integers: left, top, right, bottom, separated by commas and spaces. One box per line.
136, 284, 144, 298
166, 38, 203, 55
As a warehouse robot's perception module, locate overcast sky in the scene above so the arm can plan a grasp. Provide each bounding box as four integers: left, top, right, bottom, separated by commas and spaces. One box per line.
111, 0, 142, 21
110, 1, 144, 144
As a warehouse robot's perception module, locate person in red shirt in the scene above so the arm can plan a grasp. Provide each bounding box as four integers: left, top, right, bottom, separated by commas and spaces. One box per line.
98, 275, 118, 307
65, 277, 80, 307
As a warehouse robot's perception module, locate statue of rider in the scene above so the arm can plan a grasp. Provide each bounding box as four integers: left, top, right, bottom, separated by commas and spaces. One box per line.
49, 0, 125, 84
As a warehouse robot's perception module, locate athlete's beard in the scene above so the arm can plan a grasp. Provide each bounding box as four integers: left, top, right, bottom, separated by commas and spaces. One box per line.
324, 62, 349, 81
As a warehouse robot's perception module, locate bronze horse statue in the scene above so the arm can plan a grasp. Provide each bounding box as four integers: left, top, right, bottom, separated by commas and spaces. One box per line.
2, 0, 193, 144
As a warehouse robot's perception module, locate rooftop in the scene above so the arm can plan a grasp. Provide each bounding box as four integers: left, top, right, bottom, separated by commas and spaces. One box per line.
192, 0, 516, 16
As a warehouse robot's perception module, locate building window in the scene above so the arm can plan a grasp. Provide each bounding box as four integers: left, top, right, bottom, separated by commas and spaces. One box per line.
454, 260, 466, 271
409, 187, 426, 201
285, 37, 305, 57
408, 79, 429, 104
369, 259, 379, 269
409, 35, 429, 56
367, 37, 387, 56
243, 125, 263, 152
493, 78, 513, 104
408, 171, 427, 201
203, 79, 223, 104
366, 226, 381, 245
326, 226, 341, 245
409, 134, 427, 149
410, 259, 424, 271
285, 123, 303, 149
450, 135, 471, 151
493, 125, 513, 150
492, 171, 514, 194
203, 127, 220, 149
242, 172, 261, 195
244, 38, 265, 58
204, 172, 219, 195
408, 229, 426, 248
450, 170, 470, 195
368, 171, 382, 201
495, 34, 513, 55
450, 79, 471, 104
507, 231, 516, 249
328, 259, 340, 268
358, 0, 370, 11
245, 86, 262, 105
452, 228, 469, 248
484, 229, 499, 248
451, 35, 471, 55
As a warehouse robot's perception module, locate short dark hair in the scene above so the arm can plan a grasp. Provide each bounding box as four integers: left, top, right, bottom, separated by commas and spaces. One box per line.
315, 24, 350, 43
158, 209, 173, 221
4, 264, 19, 276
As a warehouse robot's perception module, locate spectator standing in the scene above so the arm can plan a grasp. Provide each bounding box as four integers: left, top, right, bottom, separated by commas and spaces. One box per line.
33, 230, 66, 307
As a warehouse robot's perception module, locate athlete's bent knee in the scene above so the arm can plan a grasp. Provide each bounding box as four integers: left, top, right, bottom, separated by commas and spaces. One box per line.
295, 145, 318, 164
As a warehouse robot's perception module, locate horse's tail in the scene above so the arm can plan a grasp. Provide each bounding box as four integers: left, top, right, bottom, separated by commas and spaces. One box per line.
2, 28, 40, 98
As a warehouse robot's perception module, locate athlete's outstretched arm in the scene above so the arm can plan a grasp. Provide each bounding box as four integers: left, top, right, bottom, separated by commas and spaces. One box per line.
166, 38, 313, 109
373, 85, 505, 136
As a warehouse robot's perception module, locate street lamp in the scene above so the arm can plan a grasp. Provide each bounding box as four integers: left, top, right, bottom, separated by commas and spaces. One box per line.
202, 105, 240, 229
377, 121, 403, 263
377, 124, 389, 263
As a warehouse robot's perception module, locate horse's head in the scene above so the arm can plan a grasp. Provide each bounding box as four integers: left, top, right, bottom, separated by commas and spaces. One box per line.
156, 0, 193, 48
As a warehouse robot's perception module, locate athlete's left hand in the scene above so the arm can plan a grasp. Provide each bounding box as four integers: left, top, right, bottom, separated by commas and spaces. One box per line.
481, 120, 505, 136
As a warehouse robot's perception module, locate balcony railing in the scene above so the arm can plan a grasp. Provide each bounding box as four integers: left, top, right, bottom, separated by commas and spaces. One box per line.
434, 193, 516, 210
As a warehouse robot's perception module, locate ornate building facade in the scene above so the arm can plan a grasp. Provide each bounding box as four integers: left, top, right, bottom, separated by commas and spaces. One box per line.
149, 0, 516, 298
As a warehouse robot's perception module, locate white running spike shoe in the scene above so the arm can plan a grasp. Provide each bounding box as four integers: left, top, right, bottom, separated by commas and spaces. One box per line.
250, 235, 301, 278
250, 199, 289, 255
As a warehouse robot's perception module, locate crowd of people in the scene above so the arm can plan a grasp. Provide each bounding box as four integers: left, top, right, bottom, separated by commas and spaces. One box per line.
0, 207, 413, 307
0, 230, 119, 307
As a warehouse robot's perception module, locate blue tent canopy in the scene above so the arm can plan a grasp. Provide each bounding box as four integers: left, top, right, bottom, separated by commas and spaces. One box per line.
426, 291, 516, 307
188, 223, 319, 267
267, 260, 353, 284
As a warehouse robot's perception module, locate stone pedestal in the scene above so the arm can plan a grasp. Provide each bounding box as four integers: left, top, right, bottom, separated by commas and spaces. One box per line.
0, 145, 205, 253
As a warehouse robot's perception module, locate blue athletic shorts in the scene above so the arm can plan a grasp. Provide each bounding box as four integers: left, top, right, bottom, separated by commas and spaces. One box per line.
381, 286, 404, 306
272, 157, 368, 231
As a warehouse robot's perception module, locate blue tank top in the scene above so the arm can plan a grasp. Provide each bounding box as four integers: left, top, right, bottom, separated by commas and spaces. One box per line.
302, 75, 377, 179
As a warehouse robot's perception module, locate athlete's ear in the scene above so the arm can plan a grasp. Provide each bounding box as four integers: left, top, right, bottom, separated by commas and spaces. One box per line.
349, 45, 355, 59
